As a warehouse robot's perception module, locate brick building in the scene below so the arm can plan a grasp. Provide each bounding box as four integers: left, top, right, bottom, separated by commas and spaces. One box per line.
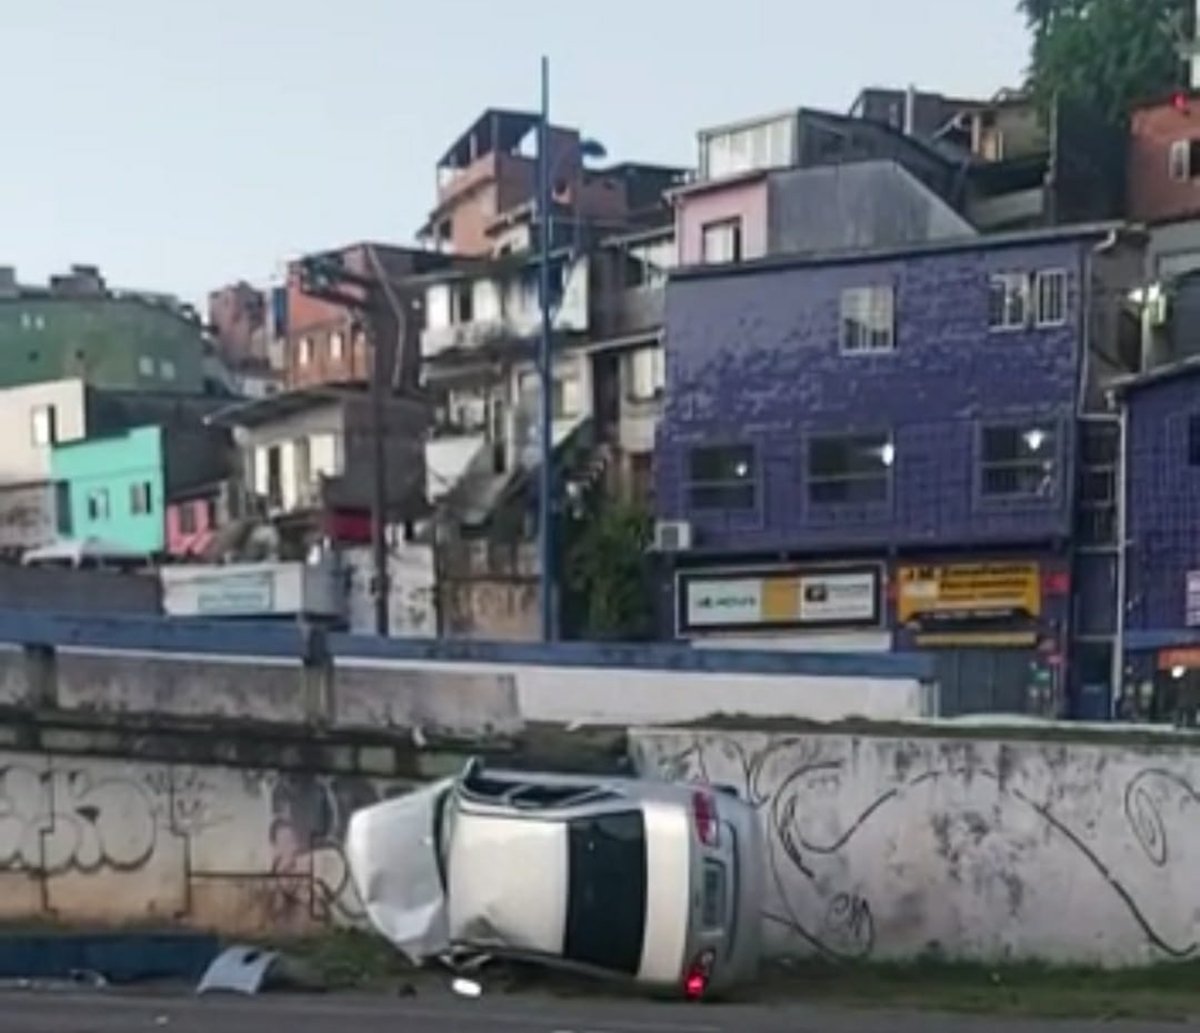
283, 243, 454, 391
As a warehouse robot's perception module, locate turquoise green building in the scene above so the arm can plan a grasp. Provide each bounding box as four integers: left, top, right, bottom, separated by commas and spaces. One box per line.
0, 267, 206, 393
51, 426, 167, 553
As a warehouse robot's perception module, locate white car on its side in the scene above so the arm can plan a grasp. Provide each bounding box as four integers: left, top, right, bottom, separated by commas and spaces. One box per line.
345, 758, 764, 999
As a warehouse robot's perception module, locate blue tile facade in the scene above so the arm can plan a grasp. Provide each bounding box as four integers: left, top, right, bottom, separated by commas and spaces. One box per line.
657, 238, 1092, 553
1125, 371, 1200, 636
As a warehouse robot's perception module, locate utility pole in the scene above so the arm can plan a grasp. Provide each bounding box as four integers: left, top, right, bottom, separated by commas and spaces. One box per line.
537, 55, 557, 643
367, 308, 389, 636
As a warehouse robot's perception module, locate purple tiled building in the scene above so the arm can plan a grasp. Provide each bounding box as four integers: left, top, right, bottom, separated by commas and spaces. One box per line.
1113, 357, 1200, 719
656, 226, 1140, 716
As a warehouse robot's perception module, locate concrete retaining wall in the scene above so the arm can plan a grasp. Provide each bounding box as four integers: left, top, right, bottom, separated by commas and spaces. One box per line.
631, 728, 1200, 966
0, 612, 935, 736
0, 745, 400, 935
338, 656, 932, 727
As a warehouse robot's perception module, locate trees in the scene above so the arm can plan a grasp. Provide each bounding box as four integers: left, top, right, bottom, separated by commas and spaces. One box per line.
563, 500, 656, 641
1018, 0, 1193, 124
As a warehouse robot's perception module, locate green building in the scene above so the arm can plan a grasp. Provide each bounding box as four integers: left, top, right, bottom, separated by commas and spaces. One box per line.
50, 420, 231, 555
0, 265, 206, 393
51, 425, 167, 553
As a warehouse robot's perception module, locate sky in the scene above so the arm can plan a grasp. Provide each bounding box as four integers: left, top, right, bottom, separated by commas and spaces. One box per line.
1, 1, 1031, 305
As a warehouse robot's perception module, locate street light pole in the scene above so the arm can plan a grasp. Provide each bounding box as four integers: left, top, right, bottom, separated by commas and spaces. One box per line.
537, 55, 557, 643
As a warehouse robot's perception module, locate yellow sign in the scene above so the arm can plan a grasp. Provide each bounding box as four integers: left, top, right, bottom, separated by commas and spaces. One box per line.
915, 631, 1039, 647
898, 562, 1041, 624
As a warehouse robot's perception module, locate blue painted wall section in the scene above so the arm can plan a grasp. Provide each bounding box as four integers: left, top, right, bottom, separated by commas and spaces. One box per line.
0, 610, 934, 680
1124, 367, 1200, 639
657, 236, 1091, 552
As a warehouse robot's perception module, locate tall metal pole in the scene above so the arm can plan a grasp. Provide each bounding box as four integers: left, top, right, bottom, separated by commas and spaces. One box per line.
368, 301, 389, 636
537, 55, 556, 642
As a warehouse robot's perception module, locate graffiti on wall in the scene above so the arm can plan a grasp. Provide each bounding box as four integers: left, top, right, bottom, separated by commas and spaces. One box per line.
0, 750, 405, 933
634, 733, 1200, 964
265, 773, 407, 925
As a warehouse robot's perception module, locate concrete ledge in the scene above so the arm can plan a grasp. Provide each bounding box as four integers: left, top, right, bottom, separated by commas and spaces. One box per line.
334, 666, 521, 738
329, 632, 935, 679
0, 610, 934, 680
55, 652, 309, 724
0, 611, 306, 659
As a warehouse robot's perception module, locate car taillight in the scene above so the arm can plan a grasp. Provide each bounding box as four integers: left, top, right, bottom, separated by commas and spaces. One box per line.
683, 948, 715, 1000
692, 790, 719, 847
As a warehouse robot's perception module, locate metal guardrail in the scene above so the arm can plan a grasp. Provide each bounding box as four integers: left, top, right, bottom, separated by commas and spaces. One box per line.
0, 609, 936, 681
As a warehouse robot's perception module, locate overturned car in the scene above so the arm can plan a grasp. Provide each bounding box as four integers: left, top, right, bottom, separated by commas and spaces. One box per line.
345, 759, 764, 999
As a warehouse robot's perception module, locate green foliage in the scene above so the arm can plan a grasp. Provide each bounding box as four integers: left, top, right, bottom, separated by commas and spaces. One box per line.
1018, 0, 1192, 124
564, 500, 655, 641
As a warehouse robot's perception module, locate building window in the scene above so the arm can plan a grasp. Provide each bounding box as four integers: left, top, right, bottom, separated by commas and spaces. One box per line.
330, 331, 345, 360
266, 445, 283, 508
86, 488, 110, 521
1169, 139, 1200, 181
700, 219, 743, 264
840, 286, 895, 354
1034, 270, 1067, 327
298, 337, 314, 366
988, 273, 1030, 331
138, 355, 155, 376
129, 482, 152, 515
455, 283, 474, 323
159, 359, 176, 381
518, 369, 583, 419
30, 405, 56, 446
178, 502, 198, 535
627, 346, 665, 401
981, 423, 1058, 498
807, 432, 894, 504
687, 444, 756, 510
1188, 415, 1200, 466
55, 482, 72, 536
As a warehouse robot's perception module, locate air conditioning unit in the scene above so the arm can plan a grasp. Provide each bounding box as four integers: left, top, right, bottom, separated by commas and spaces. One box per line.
653, 520, 693, 553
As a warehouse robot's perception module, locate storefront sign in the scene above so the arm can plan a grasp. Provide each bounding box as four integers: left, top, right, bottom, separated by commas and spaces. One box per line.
1186, 571, 1200, 628
679, 567, 881, 634
897, 562, 1042, 625
193, 572, 276, 616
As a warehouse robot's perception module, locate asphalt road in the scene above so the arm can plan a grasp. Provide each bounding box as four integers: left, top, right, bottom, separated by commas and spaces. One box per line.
0, 990, 1192, 1033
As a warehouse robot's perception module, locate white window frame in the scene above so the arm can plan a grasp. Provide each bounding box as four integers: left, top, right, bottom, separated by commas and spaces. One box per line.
1170, 139, 1193, 182
1034, 269, 1068, 328
700, 218, 743, 265
86, 488, 111, 521
988, 273, 1031, 332
840, 285, 896, 355
30, 404, 56, 446
329, 331, 345, 361
298, 337, 314, 366
627, 346, 666, 401
129, 481, 152, 515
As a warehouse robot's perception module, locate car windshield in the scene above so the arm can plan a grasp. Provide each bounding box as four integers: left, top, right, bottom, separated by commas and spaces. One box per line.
563, 809, 647, 976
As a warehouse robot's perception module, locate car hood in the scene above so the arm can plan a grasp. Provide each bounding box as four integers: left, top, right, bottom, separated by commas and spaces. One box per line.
345, 778, 454, 964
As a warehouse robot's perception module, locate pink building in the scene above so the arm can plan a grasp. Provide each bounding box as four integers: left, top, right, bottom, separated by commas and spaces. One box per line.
165, 492, 217, 559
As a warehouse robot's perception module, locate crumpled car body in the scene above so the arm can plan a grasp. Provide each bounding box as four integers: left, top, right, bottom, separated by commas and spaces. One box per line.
345, 760, 763, 998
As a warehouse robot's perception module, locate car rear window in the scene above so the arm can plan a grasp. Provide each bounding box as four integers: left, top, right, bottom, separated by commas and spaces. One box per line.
563, 810, 647, 976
